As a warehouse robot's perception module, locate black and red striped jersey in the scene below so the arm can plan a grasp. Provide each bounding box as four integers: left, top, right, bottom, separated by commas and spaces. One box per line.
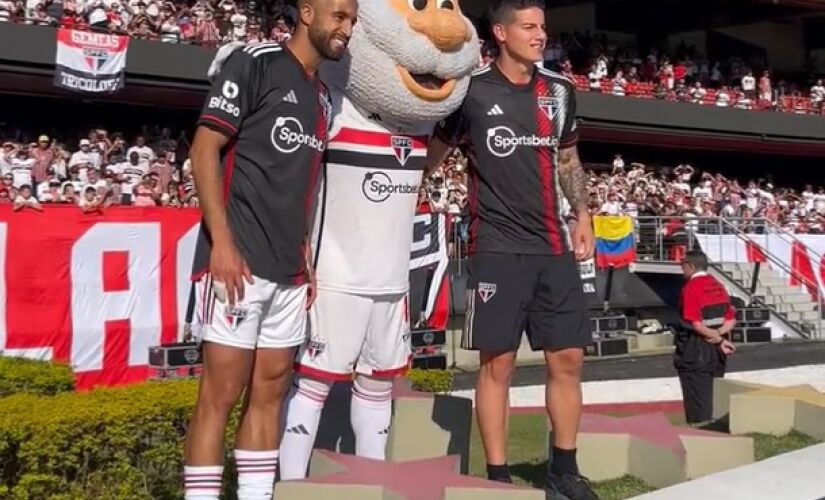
435, 63, 579, 256
191, 43, 332, 285
680, 272, 735, 329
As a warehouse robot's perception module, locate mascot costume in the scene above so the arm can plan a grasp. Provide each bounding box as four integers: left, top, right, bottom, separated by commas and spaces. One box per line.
208, 0, 479, 481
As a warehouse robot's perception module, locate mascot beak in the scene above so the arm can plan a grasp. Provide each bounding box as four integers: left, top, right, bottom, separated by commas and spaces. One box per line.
406, 0, 469, 52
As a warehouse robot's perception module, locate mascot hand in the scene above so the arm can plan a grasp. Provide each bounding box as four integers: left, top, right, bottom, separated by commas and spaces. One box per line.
208, 41, 246, 82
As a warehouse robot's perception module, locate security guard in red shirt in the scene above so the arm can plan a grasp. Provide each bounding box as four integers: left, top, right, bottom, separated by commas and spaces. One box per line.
675, 250, 737, 426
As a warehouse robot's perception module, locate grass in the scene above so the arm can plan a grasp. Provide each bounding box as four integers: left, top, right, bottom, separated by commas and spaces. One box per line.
468, 413, 821, 499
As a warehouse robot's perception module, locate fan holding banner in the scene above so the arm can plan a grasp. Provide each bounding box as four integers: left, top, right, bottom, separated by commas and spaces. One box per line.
54, 29, 130, 94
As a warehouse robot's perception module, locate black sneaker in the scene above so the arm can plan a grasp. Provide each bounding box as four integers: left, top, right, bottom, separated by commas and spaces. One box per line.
545, 471, 600, 500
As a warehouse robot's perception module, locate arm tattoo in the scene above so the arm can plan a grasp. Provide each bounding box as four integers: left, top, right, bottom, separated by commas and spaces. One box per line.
558, 146, 589, 213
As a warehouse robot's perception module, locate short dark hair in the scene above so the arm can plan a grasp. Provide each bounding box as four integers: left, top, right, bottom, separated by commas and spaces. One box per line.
682, 250, 708, 271
488, 0, 545, 27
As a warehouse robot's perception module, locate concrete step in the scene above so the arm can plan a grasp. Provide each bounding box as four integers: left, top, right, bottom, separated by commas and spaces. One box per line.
720, 262, 753, 273
729, 271, 787, 288
765, 293, 816, 305
783, 310, 822, 322
757, 277, 788, 288
772, 302, 818, 313
753, 286, 793, 297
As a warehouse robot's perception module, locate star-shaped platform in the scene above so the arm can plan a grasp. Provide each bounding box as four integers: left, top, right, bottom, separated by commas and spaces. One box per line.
387, 379, 473, 471
313, 379, 474, 474
729, 383, 825, 440
553, 412, 753, 488
274, 451, 543, 500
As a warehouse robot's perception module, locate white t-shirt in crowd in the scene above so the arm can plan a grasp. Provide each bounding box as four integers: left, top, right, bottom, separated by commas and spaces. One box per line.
741, 75, 755, 92
811, 85, 825, 103
14, 195, 40, 208
231, 12, 247, 39
600, 201, 622, 215
814, 194, 825, 214
692, 185, 712, 200
69, 150, 96, 168
108, 160, 148, 194
802, 190, 814, 210
715, 91, 730, 107
127, 145, 155, 168
9, 157, 34, 187
671, 181, 690, 194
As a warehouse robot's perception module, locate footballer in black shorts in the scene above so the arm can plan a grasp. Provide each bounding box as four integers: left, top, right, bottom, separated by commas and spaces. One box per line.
430, 1, 598, 497
436, 62, 592, 354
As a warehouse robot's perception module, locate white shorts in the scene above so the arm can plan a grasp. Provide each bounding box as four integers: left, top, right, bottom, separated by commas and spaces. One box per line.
294, 289, 411, 380
194, 274, 308, 350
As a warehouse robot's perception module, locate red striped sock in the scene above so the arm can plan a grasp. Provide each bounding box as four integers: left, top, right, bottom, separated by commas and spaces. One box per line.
235, 449, 278, 500
183, 465, 223, 500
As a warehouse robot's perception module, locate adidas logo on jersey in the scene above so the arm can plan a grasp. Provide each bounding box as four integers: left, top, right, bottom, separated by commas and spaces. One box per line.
282, 90, 298, 104
487, 104, 504, 116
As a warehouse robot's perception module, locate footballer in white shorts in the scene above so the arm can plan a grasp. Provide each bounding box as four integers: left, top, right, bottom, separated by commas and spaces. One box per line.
194, 273, 308, 350
294, 288, 411, 380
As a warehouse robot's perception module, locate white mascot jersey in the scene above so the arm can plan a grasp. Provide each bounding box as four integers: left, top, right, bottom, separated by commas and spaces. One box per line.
311, 0, 480, 296
312, 93, 433, 295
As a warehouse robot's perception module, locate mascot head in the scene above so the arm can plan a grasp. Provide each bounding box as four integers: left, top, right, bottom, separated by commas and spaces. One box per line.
321, 0, 480, 126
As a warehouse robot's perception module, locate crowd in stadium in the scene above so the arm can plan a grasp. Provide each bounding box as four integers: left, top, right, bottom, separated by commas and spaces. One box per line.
2, 1, 822, 115
0, 128, 197, 210
0, 0, 825, 114
2, 128, 824, 235
0, 0, 296, 45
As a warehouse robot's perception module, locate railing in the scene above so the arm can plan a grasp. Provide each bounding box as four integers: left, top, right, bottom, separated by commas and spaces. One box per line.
635, 215, 823, 339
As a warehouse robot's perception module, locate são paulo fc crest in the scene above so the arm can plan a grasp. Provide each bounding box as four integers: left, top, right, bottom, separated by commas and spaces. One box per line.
537, 96, 559, 120
391, 135, 413, 167
307, 337, 326, 359
226, 304, 249, 330
477, 282, 497, 303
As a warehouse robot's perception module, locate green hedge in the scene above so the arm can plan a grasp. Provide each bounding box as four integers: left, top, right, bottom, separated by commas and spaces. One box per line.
0, 380, 204, 500
407, 368, 453, 394
0, 357, 74, 397
0, 370, 452, 499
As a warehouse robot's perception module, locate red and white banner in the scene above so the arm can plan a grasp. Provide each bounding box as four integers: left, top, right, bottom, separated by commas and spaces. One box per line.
0, 206, 452, 389
409, 211, 450, 330
54, 29, 129, 94
694, 233, 825, 299
0, 206, 200, 389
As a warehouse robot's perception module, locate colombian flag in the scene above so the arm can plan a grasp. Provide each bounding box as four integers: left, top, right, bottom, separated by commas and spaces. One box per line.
593, 215, 636, 269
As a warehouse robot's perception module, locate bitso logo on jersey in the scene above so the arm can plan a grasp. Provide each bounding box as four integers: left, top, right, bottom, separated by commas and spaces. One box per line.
270, 117, 325, 154
222, 81, 239, 99
391, 136, 413, 166
361, 171, 419, 203
485, 126, 559, 158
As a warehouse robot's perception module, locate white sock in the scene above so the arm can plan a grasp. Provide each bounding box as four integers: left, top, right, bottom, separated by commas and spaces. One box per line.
183, 465, 223, 500
235, 449, 278, 500
278, 377, 330, 480
351, 376, 393, 460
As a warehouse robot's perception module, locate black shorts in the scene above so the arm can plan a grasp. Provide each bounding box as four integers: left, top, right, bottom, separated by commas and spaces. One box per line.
461, 252, 591, 352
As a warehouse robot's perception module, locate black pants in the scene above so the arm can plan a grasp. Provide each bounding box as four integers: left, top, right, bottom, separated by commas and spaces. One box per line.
678, 370, 719, 424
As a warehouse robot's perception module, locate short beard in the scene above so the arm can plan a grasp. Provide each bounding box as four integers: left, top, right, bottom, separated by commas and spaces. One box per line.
308, 24, 342, 61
